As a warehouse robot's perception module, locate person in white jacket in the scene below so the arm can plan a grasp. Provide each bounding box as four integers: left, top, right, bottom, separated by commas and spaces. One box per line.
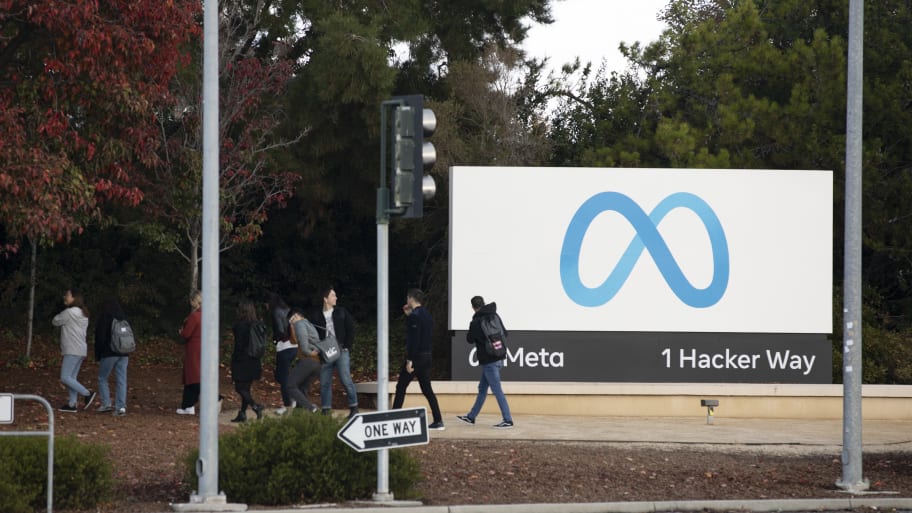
52, 288, 96, 412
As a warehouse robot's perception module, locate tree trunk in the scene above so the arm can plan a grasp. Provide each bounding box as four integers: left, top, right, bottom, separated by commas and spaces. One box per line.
26, 237, 36, 360
190, 237, 200, 293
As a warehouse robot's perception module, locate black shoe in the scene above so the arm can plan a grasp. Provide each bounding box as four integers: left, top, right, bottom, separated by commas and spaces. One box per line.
252, 404, 264, 420
321, 408, 331, 416
493, 420, 514, 429
457, 415, 475, 425
59, 404, 77, 413
230, 411, 246, 423
428, 421, 445, 431
347, 406, 359, 419
83, 391, 97, 410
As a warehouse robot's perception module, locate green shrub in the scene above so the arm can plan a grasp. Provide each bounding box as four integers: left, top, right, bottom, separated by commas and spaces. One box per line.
183, 412, 421, 505
0, 435, 112, 511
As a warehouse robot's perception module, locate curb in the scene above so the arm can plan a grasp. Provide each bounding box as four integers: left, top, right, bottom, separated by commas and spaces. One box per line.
169, 496, 912, 513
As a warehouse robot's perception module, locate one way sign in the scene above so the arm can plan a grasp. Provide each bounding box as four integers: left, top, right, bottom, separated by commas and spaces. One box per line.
337, 407, 429, 452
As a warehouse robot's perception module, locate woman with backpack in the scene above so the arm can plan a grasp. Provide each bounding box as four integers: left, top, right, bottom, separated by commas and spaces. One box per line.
268, 293, 297, 415
229, 299, 265, 422
94, 298, 131, 416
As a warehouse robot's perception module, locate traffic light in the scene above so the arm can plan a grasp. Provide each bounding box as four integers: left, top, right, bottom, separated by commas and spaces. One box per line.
391, 95, 436, 218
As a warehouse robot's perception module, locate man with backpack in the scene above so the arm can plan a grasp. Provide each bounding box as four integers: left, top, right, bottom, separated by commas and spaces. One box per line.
94, 298, 132, 416
457, 295, 514, 429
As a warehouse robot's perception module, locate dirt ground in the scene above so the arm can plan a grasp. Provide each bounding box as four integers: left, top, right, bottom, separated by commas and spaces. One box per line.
3, 339, 912, 512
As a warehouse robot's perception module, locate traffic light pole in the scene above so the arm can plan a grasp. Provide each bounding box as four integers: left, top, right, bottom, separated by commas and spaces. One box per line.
373, 100, 402, 501
375, 97, 435, 501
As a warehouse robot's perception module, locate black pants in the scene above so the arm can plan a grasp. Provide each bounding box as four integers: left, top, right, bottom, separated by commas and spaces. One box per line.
392, 353, 442, 423
275, 347, 298, 407
181, 383, 223, 409
234, 381, 257, 412
181, 383, 200, 409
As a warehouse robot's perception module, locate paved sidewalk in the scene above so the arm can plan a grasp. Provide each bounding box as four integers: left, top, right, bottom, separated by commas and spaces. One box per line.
429, 413, 912, 454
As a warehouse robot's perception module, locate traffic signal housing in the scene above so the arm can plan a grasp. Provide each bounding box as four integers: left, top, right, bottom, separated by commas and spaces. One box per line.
391, 95, 436, 218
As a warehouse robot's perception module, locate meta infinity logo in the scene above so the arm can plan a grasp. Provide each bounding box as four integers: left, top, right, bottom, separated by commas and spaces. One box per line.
560, 192, 729, 308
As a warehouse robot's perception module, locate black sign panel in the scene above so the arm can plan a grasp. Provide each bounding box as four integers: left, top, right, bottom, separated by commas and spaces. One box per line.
337, 407, 429, 452
451, 331, 831, 383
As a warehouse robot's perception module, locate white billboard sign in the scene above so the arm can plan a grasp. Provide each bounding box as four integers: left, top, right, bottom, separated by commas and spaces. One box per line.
448, 167, 832, 334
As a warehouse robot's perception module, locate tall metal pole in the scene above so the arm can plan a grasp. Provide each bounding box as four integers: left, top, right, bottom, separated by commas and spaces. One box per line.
837, 0, 868, 494
375, 219, 392, 500
194, 0, 223, 503
373, 102, 394, 501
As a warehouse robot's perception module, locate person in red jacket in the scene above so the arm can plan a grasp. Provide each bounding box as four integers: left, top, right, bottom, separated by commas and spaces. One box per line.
177, 290, 202, 415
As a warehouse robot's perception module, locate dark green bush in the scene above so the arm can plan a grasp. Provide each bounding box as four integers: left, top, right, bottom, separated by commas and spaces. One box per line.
0, 435, 112, 512
183, 412, 421, 505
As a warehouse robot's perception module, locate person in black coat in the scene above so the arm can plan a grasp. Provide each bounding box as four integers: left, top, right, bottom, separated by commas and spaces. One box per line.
457, 296, 514, 429
310, 286, 359, 418
392, 288, 444, 430
230, 299, 264, 422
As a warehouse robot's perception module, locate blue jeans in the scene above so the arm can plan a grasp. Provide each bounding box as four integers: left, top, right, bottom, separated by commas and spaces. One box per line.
275, 347, 298, 407
60, 355, 90, 406
98, 356, 129, 409
468, 360, 512, 423
320, 349, 357, 409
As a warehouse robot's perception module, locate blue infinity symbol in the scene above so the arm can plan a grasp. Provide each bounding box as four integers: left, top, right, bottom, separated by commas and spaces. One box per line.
560, 192, 729, 308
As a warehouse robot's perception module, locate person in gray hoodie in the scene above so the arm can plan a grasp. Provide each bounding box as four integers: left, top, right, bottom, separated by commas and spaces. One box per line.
286, 308, 322, 413
52, 288, 96, 412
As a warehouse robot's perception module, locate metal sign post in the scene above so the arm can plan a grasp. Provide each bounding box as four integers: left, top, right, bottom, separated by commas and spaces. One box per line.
0, 394, 55, 513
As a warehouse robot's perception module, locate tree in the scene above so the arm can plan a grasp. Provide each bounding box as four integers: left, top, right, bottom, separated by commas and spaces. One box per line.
133, 0, 302, 292
0, 0, 199, 251
547, 0, 912, 380
244, 0, 557, 300
0, 0, 198, 357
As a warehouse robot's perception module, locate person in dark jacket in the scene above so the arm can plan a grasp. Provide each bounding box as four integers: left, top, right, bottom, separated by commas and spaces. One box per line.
94, 298, 130, 416
229, 299, 264, 422
457, 296, 514, 429
310, 286, 359, 418
392, 288, 444, 430
268, 293, 296, 415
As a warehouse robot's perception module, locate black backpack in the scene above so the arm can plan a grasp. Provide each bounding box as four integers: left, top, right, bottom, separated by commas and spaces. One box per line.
110, 318, 136, 354
247, 321, 267, 359
479, 314, 507, 360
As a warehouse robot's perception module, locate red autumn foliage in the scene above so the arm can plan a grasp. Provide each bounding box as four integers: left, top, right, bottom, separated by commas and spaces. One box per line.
0, 0, 200, 250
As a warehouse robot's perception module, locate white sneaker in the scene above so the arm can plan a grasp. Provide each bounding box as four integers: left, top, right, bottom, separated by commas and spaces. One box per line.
276, 400, 296, 416
176, 406, 195, 415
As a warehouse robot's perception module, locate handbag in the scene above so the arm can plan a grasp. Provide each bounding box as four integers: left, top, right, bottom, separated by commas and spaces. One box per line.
314, 334, 341, 363
313, 326, 341, 364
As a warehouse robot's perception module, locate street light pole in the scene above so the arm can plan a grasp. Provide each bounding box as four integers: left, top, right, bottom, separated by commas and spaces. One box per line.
837, 0, 868, 494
